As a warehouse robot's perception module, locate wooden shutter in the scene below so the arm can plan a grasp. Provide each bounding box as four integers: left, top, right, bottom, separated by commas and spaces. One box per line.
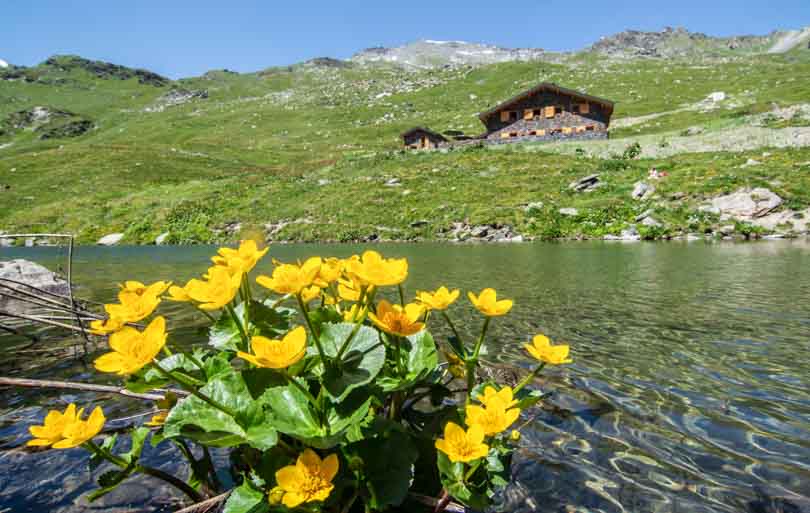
500, 132, 510, 139
500, 111, 510, 122
562, 127, 572, 135
537, 129, 546, 136
524, 109, 534, 120
580, 103, 590, 114
545, 106, 555, 118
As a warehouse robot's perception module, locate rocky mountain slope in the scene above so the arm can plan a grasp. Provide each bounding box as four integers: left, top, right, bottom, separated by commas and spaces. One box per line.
1, 27, 810, 245
351, 40, 551, 68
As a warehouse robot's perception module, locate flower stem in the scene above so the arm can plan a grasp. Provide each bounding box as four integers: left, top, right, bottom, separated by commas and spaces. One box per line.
465, 317, 491, 406
513, 363, 545, 394
283, 372, 319, 408
84, 441, 202, 503
440, 311, 465, 357
397, 284, 406, 306
151, 362, 238, 418
296, 293, 327, 362
225, 303, 250, 350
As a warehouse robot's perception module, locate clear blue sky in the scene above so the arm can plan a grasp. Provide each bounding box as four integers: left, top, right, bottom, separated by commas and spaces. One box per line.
3, 0, 808, 78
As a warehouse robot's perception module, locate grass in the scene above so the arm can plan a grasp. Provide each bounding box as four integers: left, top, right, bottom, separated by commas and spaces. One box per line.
1, 51, 810, 243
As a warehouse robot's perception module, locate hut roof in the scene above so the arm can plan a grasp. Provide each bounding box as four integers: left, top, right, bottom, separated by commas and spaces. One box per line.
400, 126, 448, 141
478, 82, 615, 122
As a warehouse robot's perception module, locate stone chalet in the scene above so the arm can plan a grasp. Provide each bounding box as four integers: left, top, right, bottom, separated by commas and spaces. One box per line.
402, 82, 614, 148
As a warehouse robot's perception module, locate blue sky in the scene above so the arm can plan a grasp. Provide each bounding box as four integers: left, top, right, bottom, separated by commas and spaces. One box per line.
3, 1, 808, 78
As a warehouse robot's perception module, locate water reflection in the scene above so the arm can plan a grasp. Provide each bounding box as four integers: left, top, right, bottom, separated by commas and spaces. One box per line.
1, 241, 809, 512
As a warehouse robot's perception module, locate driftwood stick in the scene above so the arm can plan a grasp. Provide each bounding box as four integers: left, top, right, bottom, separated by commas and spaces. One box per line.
174, 491, 231, 513
0, 377, 188, 401
409, 493, 466, 513
0, 310, 93, 333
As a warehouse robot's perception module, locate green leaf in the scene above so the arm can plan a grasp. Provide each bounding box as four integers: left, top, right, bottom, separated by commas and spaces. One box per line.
163, 368, 276, 450
327, 389, 374, 434
319, 322, 386, 402
89, 434, 117, 472
88, 469, 133, 502
222, 481, 270, 513
210, 303, 247, 351
379, 330, 439, 392
120, 427, 149, 464
350, 429, 418, 510
143, 353, 203, 384
260, 379, 322, 440
436, 452, 464, 482
515, 388, 549, 410
248, 300, 294, 338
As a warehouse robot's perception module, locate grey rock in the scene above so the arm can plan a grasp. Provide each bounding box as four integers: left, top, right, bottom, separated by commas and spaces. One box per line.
409, 219, 429, 228
155, 232, 170, 245
707, 91, 726, 102
706, 188, 782, 220
317, 178, 331, 186
641, 216, 662, 227
684, 126, 704, 136
719, 225, 736, 235
741, 158, 761, 168
632, 181, 655, 200
0, 259, 69, 314
97, 233, 124, 246
384, 178, 401, 187
635, 209, 654, 222
569, 174, 601, 192
524, 201, 544, 212
559, 208, 579, 216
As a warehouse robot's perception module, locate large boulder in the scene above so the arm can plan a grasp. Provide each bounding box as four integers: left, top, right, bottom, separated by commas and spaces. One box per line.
631, 181, 655, 200
97, 233, 124, 246
0, 259, 69, 314
702, 188, 782, 221
569, 174, 601, 192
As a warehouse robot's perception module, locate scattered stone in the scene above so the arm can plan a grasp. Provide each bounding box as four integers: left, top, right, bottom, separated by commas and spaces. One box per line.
559, 208, 579, 216
384, 178, 401, 187
741, 158, 761, 168
409, 220, 429, 228
641, 216, 662, 227
604, 225, 640, 241
440, 222, 523, 243
631, 181, 655, 200
155, 232, 170, 245
719, 225, 736, 235
670, 191, 686, 201
684, 126, 704, 136
0, 259, 69, 314
97, 233, 124, 246
523, 202, 544, 212
704, 188, 782, 220
751, 208, 810, 233
707, 91, 726, 103
569, 174, 601, 192
635, 209, 654, 222
317, 179, 331, 186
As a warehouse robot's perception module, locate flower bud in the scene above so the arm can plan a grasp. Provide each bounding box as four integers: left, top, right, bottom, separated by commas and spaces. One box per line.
510, 430, 521, 442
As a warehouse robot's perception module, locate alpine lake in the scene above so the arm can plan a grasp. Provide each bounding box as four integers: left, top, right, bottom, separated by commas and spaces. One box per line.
1, 241, 809, 513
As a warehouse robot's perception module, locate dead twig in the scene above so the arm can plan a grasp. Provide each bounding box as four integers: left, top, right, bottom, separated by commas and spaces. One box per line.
0, 376, 188, 401
174, 491, 231, 513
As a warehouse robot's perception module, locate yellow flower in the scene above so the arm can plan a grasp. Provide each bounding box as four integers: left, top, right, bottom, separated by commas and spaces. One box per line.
89, 317, 124, 335
56, 406, 105, 449
465, 397, 521, 436
444, 350, 466, 380
342, 304, 363, 322
337, 275, 368, 302
314, 257, 342, 287
524, 334, 572, 365
29, 404, 105, 449
94, 316, 168, 375
416, 286, 460, 311
257, 257, 321, 295
477, 386, 518, 409
120, 280, 171, 297
345, 250, 407, 287
274, 449, 338, 508
27, 403, 79, 447
167, 285, 192, 302
435, 422, 489, 463
467, 288, 513, 317
184, 266, 242, 310
145, 411, 168, 427
367, 300, 425, 337
212, 239, 268, 275
301, 285, 322, 304
238, 326, 307, 369
98, 280, 168, 328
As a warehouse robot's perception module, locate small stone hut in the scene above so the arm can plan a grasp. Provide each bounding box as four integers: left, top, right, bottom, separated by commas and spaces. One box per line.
478, 82, 614, 143
401, 127, 448, 150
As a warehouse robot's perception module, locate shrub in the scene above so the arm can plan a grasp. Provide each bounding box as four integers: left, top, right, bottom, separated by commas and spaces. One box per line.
25, 243, 572, 512
622, 141, 642, 160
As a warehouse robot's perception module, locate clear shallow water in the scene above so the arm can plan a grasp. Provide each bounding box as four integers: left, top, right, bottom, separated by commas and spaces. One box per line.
1, 242, 810, 512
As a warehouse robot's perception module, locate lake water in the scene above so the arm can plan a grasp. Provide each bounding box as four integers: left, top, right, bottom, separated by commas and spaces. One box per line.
1, 242, 809, 512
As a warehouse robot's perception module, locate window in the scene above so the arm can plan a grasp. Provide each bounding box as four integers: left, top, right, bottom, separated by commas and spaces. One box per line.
524, 109, 534, 121
586, 125, 595, 131
500, 111, 510, 122
533, 109, 543, 118
580, 103, 590, 114
537, 129, 546, 137
510, 132, 518, 138
509, 111, 518, 122
500, 132, 510, 139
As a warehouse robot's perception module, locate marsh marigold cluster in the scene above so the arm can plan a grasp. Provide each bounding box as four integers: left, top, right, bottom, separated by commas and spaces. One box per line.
27, 240, 574, 512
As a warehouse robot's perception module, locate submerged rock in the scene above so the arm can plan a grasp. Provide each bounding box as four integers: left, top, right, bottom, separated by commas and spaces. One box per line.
0, 259, 69, 314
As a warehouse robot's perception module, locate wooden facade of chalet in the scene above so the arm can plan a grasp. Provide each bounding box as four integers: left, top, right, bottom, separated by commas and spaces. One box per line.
479, 83, 614, 142
401, 127, 447, 150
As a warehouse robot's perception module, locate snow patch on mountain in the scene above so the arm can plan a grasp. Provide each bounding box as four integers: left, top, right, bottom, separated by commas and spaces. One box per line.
351, 40, 547, 68
768, 27, 810, 53
0, 59, 9, 69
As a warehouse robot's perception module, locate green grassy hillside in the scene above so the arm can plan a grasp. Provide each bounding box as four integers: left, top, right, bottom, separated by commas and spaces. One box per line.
1, 50, 810, 243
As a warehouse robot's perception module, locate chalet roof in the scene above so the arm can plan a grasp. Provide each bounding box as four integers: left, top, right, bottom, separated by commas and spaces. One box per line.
400, 126, 448, 141
478, 82, 615, 122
